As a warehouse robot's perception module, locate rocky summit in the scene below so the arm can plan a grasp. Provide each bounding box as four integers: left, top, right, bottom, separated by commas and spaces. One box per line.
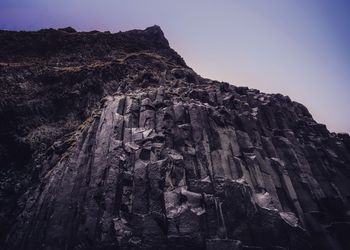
0, 26, 349, 250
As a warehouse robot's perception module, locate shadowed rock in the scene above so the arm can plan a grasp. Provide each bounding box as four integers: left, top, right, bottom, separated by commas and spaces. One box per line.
0, 26, 349, 250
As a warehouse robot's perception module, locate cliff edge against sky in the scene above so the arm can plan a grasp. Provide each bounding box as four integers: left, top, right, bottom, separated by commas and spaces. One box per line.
0, 26, 349, 250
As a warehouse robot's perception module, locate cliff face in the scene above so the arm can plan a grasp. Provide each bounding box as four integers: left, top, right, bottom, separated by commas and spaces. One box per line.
0, 26, 349, 250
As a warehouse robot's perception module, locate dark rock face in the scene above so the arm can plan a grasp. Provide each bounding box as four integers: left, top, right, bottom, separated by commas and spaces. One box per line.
0, 26, 349, 250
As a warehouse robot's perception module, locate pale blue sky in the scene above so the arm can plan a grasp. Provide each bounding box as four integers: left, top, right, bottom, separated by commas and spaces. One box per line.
1, 0, 349, 132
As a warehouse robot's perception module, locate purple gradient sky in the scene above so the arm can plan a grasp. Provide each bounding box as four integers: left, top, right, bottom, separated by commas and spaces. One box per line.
1, 0, 349, 132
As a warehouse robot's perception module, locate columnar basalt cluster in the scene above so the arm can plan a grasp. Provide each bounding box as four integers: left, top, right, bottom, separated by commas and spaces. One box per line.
0, 26, 349, 250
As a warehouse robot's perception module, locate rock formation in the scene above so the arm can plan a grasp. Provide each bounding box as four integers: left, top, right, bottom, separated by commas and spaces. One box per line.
0, 26, 349, 250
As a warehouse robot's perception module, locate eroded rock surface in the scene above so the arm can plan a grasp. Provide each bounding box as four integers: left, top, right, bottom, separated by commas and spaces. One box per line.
0, 26, 349, 250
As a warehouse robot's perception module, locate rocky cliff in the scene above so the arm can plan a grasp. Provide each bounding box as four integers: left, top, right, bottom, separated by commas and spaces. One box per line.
0, 26, 349, 250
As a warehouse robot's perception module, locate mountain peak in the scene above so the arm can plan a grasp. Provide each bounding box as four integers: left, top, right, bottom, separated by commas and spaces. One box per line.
145, 24, 163, 33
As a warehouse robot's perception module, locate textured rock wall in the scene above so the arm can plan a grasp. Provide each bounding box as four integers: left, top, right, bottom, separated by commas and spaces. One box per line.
1, 27, 349, 250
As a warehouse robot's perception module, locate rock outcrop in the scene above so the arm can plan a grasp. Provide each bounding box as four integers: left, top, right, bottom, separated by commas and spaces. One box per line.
0, 26, 349, 250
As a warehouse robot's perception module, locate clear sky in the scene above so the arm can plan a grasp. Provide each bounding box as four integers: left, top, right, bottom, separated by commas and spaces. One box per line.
1, 0, 349, 133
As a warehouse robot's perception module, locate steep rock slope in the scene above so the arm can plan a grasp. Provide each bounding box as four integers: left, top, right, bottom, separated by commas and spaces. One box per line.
0, 26, 349, 250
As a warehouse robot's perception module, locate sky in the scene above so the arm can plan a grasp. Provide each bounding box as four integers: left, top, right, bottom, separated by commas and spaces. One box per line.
1, 0, 349, 133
